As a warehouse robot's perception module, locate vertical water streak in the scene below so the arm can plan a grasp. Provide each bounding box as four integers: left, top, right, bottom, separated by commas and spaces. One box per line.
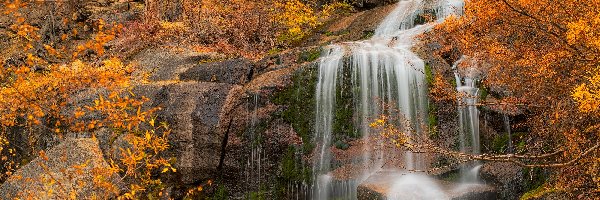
313, 45, 345, 200
245, 93, 263, 192
504, 114, 513, 153
436, 0, 465, 20
454, 58, 481, 183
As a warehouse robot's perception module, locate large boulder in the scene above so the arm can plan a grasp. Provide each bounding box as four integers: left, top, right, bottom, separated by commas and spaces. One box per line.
134, 82, 235, 185
480, 161, 524, 200
0, 138, 122, 199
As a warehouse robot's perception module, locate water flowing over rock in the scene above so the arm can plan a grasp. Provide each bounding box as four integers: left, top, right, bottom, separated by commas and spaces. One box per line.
357, 170, 497, 200
311, 0, 467, 199
453, 56, 483, 183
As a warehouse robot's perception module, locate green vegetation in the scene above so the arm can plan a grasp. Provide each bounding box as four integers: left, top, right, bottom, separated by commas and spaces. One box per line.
520, 168, 556, 200
280, 146, 311, 182
246, 189, 267, 200
211, 185, 228, 200
334, 59, 358, 139
361, 30, 374, 39
272, 63, 318, 154
297, 47, 323, 63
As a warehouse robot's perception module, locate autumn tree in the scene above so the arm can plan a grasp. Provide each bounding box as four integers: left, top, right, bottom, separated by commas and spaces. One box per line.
0, 1, 176, 198
423, 0, 599, 197
123, 0, 352, 58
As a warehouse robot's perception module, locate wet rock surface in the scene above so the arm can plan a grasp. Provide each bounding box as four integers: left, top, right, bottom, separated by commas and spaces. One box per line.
480, 161, 524, 200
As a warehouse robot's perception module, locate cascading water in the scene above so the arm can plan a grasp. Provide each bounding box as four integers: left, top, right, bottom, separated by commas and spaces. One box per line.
245, 94, 265, 191
313, 45, 345, 199
504, 114, 513, 153
312, 0, 464, 199
453, 56, 481, 183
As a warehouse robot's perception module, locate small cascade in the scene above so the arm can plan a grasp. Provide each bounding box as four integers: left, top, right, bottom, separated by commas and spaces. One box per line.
503, 114, 513, 153
436, 0, 465, 20
313, 45, 347, 200
462, 164, 483, 184
453, 56, 481, 183
245, 94, 265, 190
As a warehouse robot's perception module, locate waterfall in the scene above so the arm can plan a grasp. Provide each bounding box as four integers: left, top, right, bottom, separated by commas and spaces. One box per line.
313, 45, 345, 200
504, 114, 513, 153
311, 0, 467, 199
245, 93, 265, 191
436, 0, 465, 20
453, 56, 481, 183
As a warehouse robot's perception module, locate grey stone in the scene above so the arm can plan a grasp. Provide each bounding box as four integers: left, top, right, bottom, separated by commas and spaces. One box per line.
480, 162, 524, 200
143, 82, 234, 184
0, 138, 122, 199
179, 58, 254, 84
132, 48, 225, 81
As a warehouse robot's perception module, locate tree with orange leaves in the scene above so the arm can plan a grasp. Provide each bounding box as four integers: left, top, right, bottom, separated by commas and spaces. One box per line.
0, 1, 176, 198
424, 0, 600, 197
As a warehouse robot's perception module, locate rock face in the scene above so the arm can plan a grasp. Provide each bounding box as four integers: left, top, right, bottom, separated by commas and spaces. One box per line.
0, 138, 121, 199
480, 162, 524, 200
132, 48, 226, 81
126, 46, 320, 198
357, 170, 498, 200
155, 82, 234, 184
179, 58, 254, 84
349, 0, 399, 9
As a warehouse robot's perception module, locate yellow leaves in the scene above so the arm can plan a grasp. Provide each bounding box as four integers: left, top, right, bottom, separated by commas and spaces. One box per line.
321, 2, 354, 18
566, 12, 600, 51
14, 24, 39, 40
14, 66, 30, 74
148, 117, 155, 127
272, 0, 348, 44
159, 21, 189, 33
573, 69, 600, 113
369, 118, 386, 128
144, 131, 151, 142
160, 166, 176, 173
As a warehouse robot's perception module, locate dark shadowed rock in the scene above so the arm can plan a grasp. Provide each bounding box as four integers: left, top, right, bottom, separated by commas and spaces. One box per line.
138, 82, 234, 184
349, 0, 398, 9
0, 138, 122, 199
179, 58, 254, 84
480, 162, 524, 200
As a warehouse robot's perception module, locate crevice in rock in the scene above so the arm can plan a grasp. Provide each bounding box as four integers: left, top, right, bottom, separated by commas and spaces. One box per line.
218, 118, 233, 172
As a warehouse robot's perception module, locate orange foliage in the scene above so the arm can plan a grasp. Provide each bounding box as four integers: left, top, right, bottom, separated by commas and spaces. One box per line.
123, 0, 352, 58
426, 0, 600, 195
1, 1, 175, 198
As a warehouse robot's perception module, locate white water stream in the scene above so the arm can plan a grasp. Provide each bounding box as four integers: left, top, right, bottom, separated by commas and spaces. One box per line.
312, 0, 466, 199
